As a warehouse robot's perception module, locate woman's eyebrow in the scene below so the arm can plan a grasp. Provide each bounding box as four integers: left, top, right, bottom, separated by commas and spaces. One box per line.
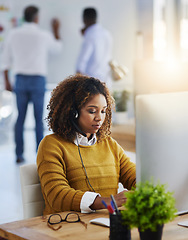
87, 105, 107, 108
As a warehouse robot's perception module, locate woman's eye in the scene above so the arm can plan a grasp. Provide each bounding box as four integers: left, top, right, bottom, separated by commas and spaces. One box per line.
88, 109, 106, 114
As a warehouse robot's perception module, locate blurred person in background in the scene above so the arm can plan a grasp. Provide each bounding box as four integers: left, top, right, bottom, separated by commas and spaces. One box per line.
1, 5, 62, 163
76, 7, 113, 90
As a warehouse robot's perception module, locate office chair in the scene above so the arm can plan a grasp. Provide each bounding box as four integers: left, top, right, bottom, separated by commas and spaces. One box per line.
20, 164, 45, 219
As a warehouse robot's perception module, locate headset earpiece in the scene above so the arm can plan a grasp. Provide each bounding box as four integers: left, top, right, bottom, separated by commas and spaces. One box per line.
71, 107, 79, 119
75, 111, 78, 119
70, 106, 87, 137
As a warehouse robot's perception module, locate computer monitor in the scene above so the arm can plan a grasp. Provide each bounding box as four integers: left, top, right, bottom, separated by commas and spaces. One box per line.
136, 91, 188, 214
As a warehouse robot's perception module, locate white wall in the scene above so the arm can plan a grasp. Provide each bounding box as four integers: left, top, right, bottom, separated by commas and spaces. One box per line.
9, 0, 136, 87
134, 60, 188, 96
0, 0, 137, 120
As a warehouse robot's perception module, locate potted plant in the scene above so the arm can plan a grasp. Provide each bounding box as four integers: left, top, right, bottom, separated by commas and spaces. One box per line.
121, 180, 177, 240
112, 90, 129, 124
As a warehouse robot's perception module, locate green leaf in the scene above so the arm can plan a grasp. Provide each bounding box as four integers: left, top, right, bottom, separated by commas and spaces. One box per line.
121, 179, 177, 231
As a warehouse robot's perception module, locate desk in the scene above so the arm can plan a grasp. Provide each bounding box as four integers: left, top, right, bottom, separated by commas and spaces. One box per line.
0, 211, 188, 240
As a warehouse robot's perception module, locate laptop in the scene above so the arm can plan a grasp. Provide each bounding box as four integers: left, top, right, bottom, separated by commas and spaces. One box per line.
136, 91, 188, 214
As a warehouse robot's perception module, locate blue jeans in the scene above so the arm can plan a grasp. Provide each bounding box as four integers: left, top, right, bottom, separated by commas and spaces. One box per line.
14, 75, 46, 159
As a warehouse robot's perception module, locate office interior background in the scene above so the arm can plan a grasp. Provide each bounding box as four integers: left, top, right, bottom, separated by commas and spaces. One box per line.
0, 0, 188, 224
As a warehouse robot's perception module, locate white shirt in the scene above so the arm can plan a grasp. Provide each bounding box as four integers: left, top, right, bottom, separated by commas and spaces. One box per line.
76, 23, 113, 89
1, 22, 62, 76
74, 132, 97, 146
74, 133, 100, 213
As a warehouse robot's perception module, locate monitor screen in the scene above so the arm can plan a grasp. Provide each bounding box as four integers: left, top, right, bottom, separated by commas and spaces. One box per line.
136, 91, 188, 214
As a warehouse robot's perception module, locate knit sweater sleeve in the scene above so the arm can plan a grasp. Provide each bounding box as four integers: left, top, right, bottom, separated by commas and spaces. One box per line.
37, 135, 84, 213
114, 140, 136, 190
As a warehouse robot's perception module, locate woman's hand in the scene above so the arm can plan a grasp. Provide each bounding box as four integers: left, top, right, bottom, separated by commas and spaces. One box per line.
90, 190, 128, 210
113, 190, 128, 207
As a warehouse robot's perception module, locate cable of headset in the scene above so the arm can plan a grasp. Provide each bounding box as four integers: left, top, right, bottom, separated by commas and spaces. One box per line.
76, 135, 96, 192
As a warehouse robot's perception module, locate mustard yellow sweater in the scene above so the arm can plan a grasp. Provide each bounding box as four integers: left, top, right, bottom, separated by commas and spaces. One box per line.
37, 134, 136, 215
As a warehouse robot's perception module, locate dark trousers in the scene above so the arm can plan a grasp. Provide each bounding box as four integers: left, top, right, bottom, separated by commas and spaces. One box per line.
14, 74, 46, 158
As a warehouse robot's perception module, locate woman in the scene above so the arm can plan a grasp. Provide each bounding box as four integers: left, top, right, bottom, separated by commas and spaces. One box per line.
37, 74, 136, 215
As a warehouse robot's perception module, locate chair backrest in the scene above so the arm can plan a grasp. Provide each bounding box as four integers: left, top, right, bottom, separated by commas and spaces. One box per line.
20, 164, 45, 219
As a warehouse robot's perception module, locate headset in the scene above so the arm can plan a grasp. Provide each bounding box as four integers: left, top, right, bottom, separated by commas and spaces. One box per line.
70, 106, 87, 137
70, 105, 95, 192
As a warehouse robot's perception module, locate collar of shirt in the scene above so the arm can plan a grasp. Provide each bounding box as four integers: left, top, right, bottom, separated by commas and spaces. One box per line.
84, 23, 99, 35
22, 22, 38, 29
74, 133, 97, 146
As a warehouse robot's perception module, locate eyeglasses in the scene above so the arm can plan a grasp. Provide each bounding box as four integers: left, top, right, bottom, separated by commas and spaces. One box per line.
47, 213, 87, 231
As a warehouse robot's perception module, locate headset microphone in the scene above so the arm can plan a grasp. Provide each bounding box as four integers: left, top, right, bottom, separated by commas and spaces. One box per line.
70, 106, 95, 192
71, 118, 87, 137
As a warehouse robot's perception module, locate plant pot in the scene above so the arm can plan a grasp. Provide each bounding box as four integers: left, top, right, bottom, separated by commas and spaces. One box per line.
138, 224, 164, 240
109, 213, 131, 240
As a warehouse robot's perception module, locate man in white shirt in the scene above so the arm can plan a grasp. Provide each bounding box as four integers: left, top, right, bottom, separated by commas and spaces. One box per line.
76, 8, 113, 89
1, 5, 62, 163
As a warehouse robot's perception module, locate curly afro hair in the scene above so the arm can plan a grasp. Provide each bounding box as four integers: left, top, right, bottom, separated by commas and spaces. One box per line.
47, 74, 114, 142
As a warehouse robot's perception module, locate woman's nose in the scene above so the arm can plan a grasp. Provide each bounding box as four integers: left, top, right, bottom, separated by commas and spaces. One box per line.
95, 112, 102, 121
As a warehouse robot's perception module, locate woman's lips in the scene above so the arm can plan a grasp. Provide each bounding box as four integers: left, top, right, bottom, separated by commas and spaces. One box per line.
92, 124, 101, 129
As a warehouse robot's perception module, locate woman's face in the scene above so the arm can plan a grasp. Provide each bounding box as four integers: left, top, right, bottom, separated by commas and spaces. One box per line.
78, 94, 107, 138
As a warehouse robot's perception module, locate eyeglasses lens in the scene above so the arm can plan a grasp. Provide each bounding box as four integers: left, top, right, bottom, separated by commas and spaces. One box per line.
66, 213, 79, 223
49, 214, 62, 224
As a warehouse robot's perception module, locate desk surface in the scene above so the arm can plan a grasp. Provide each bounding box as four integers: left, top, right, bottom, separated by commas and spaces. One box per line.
0, 211, 188, 240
